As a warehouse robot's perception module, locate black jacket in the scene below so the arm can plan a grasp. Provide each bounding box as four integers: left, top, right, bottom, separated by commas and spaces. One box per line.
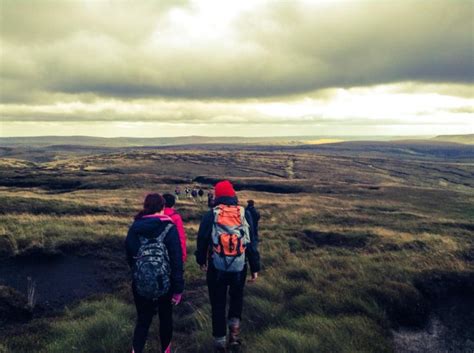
195, 196, 261, 273
125, 216, 184, 294
245, 205, 261, 239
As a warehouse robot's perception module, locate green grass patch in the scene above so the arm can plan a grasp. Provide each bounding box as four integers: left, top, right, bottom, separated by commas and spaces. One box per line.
43, 298, 134, 353
0, 196, 116, 216
0, 214, 129, 255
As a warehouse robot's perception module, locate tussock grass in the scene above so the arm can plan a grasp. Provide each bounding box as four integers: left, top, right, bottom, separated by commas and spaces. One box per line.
252, 315, 391, 353
43, 298, 134, 353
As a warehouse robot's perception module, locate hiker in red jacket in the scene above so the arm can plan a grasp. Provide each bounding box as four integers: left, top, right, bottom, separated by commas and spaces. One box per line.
163, 193, 187, 262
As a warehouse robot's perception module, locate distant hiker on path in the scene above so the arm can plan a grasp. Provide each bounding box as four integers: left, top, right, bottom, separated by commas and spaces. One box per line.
195, 180, 261, 353
163, 193, 187, 263
246, 200, 261, 240
198, 188, 204, 201
191, 188, 198, 201
185, 187, 191, 198
174, 186, 181, 200
125, 193, 184, 353
207, 192, 214, 208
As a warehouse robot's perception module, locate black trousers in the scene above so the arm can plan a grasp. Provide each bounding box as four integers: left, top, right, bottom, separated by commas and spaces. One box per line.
132, 287, 173, 353
207, 264, 247, 338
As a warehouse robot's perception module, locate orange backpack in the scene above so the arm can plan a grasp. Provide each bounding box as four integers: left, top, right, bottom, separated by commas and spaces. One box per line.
211, 205, 250, 272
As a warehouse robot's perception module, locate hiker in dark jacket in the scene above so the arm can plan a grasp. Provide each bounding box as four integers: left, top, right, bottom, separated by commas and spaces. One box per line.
125, 193, 184, 353
198, 188, 204, 201
246, 200, 261, 240
195, 180, 260, 353
207, 192, 215, 208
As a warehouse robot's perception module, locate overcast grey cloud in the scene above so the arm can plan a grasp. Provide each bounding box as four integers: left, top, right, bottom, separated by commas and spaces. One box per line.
1, 0, 473, 101
0, 0, 472, 136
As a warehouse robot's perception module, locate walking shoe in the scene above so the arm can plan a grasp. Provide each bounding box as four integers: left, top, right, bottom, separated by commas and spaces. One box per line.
214, 346, 227, 353
214, 336, 227, 353
228, 318, 241, 347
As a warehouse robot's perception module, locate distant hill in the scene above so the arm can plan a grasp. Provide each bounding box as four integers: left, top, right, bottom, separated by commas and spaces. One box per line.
432, 134, 473, 144
1, 137, 473, 163
0, 135, 428, 147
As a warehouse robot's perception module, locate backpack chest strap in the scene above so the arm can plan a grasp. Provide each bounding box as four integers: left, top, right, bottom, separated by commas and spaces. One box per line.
157, 223, 173, 242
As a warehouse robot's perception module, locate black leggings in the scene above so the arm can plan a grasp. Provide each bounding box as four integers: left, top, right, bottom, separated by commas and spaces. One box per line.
132, 287, 173, 353
207, 264, 247, 338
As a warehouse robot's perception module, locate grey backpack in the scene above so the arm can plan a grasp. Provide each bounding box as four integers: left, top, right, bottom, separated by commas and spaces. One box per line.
133, 224, 172, 299
211, 205, 251, 272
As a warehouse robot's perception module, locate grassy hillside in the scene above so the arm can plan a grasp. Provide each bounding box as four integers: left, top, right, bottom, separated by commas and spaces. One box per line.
0, 145, 473, 353
432, 134, 474, 144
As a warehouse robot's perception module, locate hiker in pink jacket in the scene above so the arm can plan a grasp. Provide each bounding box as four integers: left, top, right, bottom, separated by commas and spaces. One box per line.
163, 193, 187, 262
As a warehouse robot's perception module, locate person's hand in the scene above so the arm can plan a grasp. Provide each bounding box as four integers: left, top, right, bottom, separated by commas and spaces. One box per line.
171, 293, 182, 306
200, 264, 208, 272
248, 272, 258, 283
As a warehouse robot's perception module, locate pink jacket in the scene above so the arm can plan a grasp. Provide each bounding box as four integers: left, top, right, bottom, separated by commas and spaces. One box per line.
164, 208, 187, 262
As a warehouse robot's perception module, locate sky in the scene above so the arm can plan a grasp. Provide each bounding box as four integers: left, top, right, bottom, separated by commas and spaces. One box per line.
0, 0, 473, 137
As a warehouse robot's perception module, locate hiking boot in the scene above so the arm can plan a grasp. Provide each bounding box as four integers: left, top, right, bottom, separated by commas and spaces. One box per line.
163, 343, 172, 353
214, 346, 227, 353
214, 337, 227, 353
228, 321, 241, 347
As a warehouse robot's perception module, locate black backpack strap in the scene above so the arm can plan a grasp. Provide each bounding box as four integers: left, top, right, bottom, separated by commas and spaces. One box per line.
156, 223, 173, 243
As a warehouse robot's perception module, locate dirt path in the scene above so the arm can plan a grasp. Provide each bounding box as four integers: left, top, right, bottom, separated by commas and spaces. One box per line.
285, 159, 295, 179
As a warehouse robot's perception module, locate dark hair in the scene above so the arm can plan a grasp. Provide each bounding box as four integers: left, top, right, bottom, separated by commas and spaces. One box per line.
135, 193, 165, 220
163, 193, 176, 208
247, 199, 255, 207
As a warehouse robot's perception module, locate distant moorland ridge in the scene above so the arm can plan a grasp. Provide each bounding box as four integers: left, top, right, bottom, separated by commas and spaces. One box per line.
0, 134, 472, 147
431, 134, 474, 144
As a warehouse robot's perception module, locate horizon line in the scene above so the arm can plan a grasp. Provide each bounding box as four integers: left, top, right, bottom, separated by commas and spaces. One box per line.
1, 134, 459, 139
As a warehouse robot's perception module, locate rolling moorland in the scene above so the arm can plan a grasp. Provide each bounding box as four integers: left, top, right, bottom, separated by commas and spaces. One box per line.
0, 139, 473, 353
